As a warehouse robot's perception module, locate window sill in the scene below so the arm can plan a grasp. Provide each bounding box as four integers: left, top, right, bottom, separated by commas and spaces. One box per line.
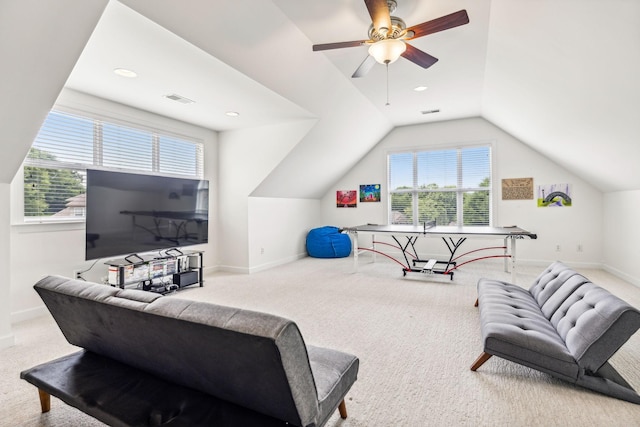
12, 219, 85, 233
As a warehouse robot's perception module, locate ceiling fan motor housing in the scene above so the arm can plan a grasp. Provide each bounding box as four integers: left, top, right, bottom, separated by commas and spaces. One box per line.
368, 16, 407, 41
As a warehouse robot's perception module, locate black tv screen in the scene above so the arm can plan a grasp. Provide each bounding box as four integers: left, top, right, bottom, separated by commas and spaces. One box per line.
85, 169, 209, 260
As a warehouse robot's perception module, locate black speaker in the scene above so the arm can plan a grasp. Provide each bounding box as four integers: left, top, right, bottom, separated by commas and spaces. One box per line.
173, 271, 199, 287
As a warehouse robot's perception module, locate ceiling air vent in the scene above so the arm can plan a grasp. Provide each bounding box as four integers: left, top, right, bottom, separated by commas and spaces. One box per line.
421, 109, 440, 115
163, 93, 195, 104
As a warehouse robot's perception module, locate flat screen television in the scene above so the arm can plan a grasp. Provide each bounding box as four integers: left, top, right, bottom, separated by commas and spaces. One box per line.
85, 169, 209, 260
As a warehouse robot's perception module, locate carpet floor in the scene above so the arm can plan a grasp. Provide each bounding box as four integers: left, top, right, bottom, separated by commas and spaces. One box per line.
2, 256, 640, 426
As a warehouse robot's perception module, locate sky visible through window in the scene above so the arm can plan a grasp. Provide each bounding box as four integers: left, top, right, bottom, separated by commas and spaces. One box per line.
160, 136, 198, 176
33, 111, 94, 164
103, 122, 153, 171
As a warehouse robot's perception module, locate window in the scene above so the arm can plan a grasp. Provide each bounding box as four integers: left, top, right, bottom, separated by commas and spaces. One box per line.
23, 110, 204, 221
388, 145, 492, 226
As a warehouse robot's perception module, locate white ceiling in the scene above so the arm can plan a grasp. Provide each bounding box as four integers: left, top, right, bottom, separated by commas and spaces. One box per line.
64, 1, 313, 131
67, 0, 489, 129
62, 0, 640, 194
273, 0, 490, 125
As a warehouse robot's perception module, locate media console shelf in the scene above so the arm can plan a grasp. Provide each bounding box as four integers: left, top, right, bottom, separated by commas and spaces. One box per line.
105, 249, 203, 294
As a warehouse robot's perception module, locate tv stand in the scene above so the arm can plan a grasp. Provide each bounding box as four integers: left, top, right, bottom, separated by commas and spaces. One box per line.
105, 250, 203, 293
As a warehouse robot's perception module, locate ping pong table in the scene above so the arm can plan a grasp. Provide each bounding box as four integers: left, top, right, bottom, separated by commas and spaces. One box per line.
345, 222, 537, 283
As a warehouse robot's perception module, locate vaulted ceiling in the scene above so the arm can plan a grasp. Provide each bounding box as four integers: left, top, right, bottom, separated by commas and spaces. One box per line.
2, 0, 639, 196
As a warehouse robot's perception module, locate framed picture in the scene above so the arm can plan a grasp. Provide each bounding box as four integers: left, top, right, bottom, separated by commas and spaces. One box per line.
359, 184, 381, 202
502, 178, 533, 200
537, 183, 572, 207
336, 190, 357, 208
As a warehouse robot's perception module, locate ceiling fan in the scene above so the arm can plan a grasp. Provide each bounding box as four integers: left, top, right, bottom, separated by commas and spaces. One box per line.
312, 0, 469, 78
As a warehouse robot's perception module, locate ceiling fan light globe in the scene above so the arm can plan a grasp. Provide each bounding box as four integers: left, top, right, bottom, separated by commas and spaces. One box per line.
368, 39, 406, 64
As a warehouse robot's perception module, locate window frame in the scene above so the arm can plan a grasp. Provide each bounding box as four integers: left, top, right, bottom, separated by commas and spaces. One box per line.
387, 142, 494, 227
22, 108, 204, 223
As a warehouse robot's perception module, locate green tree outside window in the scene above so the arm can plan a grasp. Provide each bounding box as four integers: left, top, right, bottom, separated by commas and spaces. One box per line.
24, 148, 85, 217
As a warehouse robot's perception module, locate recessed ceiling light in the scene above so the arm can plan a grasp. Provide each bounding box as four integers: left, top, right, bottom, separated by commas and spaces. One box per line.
414, 86, 428, 92
113, 68, 137, 78
225, 111, 240, 117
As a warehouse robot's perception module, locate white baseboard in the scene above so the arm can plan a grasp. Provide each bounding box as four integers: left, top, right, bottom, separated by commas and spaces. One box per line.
513, 259, 639, 289
11, 305, 49, 324
519, 259, 604, 270
602, 264, 640, 289
249, 253, 307, 274
217, 253, 307, 275
201, 265, 219, 276
0, 332, 15, 349
217, 265, 250, 274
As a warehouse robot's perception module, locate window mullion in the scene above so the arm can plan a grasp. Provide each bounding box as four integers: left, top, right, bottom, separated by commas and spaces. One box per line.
412, 152, 418, 226
456, 149, 463, 225
94, 120, 103, 166
152, 134, 160, 172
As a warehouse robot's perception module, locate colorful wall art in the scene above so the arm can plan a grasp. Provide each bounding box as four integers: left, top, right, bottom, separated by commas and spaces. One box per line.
359, 184, 381, 202
537, 183, 572, 207
336, 190, 357, 208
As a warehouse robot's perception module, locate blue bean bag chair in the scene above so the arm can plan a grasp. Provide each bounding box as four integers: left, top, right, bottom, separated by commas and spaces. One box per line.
306, 226, 351, 258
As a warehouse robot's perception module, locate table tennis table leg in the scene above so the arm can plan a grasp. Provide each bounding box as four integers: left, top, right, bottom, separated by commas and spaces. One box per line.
502, 237, 516, 282
511, 237, 517, 283
372, 234, 376, 263
352, 232, 359, 273
503, 237, 509, 273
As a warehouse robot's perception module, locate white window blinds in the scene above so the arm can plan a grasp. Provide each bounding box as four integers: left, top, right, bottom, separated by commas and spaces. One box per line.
23, 110, 204, 221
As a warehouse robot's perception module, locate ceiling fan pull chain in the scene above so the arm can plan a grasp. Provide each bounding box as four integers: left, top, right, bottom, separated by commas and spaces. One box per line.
386, 62, 390, 106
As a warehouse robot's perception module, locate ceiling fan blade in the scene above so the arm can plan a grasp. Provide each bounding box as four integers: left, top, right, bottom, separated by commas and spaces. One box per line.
313, 40, 369, 51
352, 55, 377, 78
405, 10, 469, 40
402, 44, 438, 69
364, 0, 392, 36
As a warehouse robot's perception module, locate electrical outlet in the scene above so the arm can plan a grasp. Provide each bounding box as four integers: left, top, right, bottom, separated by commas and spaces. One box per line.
74, 270, 83, 279
577, 244, 583, 252
555, 244, 561, 252
260, 247, 265, 255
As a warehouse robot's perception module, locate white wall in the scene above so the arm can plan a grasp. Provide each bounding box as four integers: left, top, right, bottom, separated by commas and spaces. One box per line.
248, 197, 322, 273
218, 119, 317, 272
321, 117, 603, 266
0, 0, 108, 348
0, 184, 13, 347
9, 90, 218, 322
603, 190, 640, 286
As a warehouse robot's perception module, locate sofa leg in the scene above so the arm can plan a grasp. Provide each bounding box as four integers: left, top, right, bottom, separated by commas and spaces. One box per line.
338, 399, 347, 419
474, 298, 479, 307
38, 389, 51, 413
470, 352, 492, 371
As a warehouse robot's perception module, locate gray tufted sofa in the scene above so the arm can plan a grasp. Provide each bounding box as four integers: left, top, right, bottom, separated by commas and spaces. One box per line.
20, 276, 359, 426
471, 261, 640, 403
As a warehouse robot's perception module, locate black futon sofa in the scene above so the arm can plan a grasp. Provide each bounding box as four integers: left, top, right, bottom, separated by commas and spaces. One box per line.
20, 276, 359, 426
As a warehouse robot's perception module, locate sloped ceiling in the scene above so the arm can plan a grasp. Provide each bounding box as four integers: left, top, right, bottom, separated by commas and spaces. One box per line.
86, 0, 397, 199
0, 0, 108, 184
483, 0, 640, 192
2, 0, 638, 195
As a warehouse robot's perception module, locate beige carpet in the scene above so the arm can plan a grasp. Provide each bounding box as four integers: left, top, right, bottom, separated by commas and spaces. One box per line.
2, 256, 640, 426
